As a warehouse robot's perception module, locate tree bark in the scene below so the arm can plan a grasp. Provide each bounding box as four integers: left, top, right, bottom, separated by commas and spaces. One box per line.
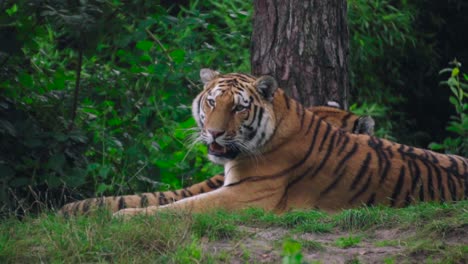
251, 0, 350, 109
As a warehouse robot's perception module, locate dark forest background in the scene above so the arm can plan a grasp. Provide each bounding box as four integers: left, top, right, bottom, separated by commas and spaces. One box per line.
0, 0, 467, 216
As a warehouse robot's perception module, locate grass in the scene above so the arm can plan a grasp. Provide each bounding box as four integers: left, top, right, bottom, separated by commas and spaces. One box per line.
334, 235, 362, 248
0, 200, 467, 263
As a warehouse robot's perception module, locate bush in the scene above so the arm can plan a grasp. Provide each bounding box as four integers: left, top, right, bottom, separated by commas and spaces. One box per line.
429, 60, 468, 156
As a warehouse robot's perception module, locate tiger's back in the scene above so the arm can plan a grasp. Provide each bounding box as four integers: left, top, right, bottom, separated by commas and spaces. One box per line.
61, 69, 467, 217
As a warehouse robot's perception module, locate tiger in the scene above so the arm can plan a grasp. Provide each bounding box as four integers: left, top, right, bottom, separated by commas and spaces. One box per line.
63, 69, 467, 218
59, 72, 374, 216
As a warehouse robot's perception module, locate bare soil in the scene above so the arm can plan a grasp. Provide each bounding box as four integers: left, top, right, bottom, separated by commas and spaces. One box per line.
203, 225, 468, 263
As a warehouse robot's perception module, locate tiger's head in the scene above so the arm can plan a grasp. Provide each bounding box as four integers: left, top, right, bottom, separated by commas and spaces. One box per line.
192, 69, 278, 164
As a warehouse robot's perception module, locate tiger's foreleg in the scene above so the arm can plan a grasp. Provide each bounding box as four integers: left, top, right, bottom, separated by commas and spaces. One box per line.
59, 174, 225, 216
113, 184, 284, 218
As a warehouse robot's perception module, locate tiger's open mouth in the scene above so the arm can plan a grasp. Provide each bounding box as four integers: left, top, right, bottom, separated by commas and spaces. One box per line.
208, 142, 239, 159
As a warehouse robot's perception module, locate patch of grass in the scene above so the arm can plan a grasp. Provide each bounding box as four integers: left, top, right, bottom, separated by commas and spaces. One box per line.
333, 206, 393, 230
374, 240, 402, 247
281, 238, 303, 264
334, 235, 361, 248
404, 239, 468, 264
192, 210, 239, 240
0, 200, 466, 262
383, 256, 396, 264
298, 239, 323, 251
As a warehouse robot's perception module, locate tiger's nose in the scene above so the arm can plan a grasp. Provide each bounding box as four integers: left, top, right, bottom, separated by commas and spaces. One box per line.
208, 129, 225, 139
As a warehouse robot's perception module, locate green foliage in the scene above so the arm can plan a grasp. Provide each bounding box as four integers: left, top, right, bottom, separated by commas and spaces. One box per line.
348, 0, 416, 129
429, 60, 468, 156
281, 239, 303, 264
2, 201, 466, 263
334, 235, 362, 248
0, 0, 251, 213
1, 0, 466, 214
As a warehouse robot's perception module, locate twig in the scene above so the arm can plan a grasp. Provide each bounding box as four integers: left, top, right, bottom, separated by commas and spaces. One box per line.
145, 28, 200, 89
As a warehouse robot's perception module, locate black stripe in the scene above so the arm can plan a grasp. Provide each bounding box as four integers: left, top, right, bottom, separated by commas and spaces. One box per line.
71, 201, 81, 215
226, 118, 325, 188
215, 178, 224, 186
350, 153, 372, 190
246, 105, 258, 127
371, 140, 383, 173
199, 187, 205, 193
283, 93, 290, 109
349, 173, 372, 204
140, 194, 149, 207
409, 160, 421, 195
337, 134, 350, 154
186, 188, 194, 196
341, 113, 353, 129
97, 197, 105, 208
257, 108, 264, 127
390, 166, 406, 207
397, 145, 407, 161
310, 132, 337, 178
82, 199, 92, 213
305, 115, 316, 135
318, 122, 332, 152
425, 162, 435, 200
385, 146, 394, 159
366, 193, 376, 206
333, 143, 359, 174
118, 197, 127, 210
419, 181, 425, 201
206, 179, 217, 189
447, 173, 457, 201
433, 165, 445, 202
320, 170, 347, 197
159, 196, 168, 205
404, 191, 412, 206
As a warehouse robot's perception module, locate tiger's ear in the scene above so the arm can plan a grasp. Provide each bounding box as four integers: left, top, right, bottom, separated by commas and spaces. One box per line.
200, 69, 220, 85
254, 76, 278, 102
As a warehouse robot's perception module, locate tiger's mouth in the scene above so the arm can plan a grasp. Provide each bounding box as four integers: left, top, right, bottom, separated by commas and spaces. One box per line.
208, 142, 239, 159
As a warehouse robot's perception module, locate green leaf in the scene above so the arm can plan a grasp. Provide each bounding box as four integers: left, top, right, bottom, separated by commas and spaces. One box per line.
451, 67, 460, 77
0, 165, 15, 179
136, 40, 153, 51
67, 168, 87, 187
47, 154, 65, 173
169, 49, 186, 63
449, 96, 458, 106
18, 73, 33, 87
428, 142, 444, 150
46, 174, 61, 188
10, 177, 30, 187
97, 183, 110, 194
6, 4, 18, 16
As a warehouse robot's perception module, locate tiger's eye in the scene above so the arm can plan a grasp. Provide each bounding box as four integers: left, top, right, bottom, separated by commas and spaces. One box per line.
207, 99, 215, 107
234, 105, 247, 112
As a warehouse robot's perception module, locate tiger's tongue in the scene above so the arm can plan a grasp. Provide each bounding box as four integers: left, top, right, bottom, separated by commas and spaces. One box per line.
210, 142, 227, 153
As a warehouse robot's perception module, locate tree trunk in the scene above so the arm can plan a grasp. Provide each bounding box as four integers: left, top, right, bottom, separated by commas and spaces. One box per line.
251, 0, 350, 109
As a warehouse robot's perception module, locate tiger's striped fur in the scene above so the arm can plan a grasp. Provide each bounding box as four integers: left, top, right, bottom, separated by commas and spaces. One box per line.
63, 70, 467, 218
59, 74, 372, 216
110, 70, 466, 217
60, 106, 370, 216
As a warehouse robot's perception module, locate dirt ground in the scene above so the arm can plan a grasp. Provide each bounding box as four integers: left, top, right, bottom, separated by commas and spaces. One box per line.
204, 225, 468, 263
